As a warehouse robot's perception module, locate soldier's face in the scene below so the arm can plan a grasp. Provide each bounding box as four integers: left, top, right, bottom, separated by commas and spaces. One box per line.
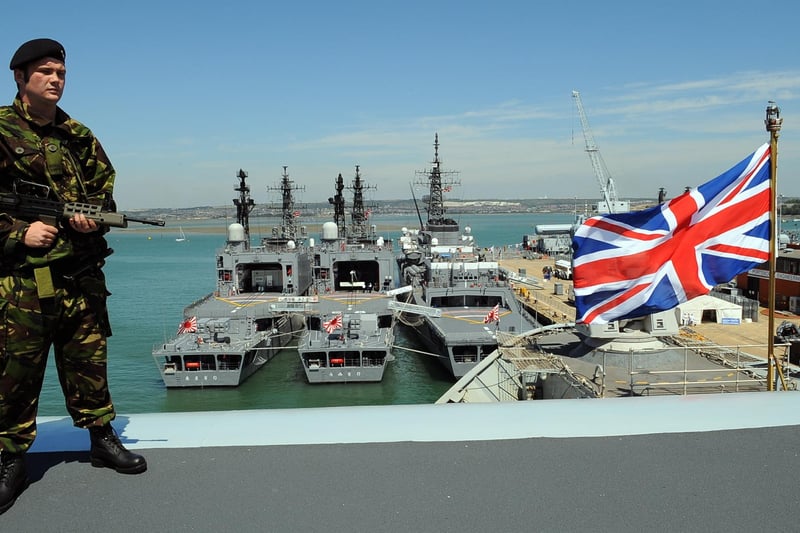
15, 57, 66, 108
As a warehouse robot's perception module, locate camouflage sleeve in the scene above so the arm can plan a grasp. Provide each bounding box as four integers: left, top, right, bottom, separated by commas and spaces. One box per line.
80, 130, 116, 206
0, 135, 30, 259
60, 114, 116, 207
0, 213, 29, 261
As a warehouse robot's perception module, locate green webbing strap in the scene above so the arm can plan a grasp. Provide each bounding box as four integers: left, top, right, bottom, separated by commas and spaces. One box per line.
44, 138, 63, 179
33, 266, 55, 299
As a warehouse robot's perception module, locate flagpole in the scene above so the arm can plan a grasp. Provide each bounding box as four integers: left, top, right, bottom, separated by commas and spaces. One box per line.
765, 101, 783, 391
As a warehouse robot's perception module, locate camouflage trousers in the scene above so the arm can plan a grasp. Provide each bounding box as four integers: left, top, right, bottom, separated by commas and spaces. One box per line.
0, 272, 115, 453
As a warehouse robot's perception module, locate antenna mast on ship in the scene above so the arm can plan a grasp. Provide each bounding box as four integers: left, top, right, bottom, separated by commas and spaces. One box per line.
415, 133, 460, 228
329, 172, 346, 240
266, 166, 304, 244
349, 165, 376, 242
232, 169, 255, 248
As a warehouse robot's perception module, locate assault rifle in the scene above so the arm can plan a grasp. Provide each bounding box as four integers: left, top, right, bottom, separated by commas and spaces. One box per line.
0, 192, 166, 228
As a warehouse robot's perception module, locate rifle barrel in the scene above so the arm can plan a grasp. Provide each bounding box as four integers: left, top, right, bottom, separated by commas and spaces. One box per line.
125, 216, 166, 227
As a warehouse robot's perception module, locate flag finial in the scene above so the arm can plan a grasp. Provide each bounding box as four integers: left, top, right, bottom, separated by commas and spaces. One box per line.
765, 101, 782, 134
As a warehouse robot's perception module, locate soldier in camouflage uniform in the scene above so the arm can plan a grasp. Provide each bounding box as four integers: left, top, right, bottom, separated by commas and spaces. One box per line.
0, 38, 146, 514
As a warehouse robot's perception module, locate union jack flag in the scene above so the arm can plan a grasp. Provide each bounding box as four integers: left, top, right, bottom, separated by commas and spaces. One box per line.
572, 144, 771, 324
483, 303, 500, 324
323, 313, 343, 333
178, 316, 198, 334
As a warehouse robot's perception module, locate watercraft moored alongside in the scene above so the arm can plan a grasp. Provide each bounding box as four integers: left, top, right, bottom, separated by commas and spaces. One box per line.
298, 167, 397, 383
397, 135, 541, 379
152, 168, 310, 387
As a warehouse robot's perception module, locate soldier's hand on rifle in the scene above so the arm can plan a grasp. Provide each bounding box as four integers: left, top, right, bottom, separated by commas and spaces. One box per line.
23, 221, 58, 248
68, 212, 99, 233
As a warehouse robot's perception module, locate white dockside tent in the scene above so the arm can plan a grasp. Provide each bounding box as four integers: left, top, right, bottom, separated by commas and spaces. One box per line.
676, 294, 743, 325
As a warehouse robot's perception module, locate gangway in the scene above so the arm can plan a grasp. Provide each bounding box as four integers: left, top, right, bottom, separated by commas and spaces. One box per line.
388, 300, 443, 317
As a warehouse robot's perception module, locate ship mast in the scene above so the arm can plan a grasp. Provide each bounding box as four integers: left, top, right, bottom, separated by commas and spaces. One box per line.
232, 169, 255, 248
349, 165, 376, 241
415, 133, 460, 228
266, 166, 304, 244
328, 172, 346, 240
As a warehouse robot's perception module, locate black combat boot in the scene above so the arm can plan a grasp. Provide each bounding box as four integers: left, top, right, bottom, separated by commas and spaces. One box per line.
89, 425, 147, 474
0, 451, 28, 514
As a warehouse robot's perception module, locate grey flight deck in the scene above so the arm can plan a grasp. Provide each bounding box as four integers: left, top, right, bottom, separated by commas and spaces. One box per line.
5, 393, 800, 531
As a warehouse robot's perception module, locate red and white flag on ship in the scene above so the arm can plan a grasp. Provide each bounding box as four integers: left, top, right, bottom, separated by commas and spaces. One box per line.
178, 316, 198, 334
483, 304, 500, 324
323, 314, 343, 333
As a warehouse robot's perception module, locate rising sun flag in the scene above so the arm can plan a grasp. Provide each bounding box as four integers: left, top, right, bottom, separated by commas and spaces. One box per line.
178, 316, 198, 334
323, 314, 343, 333
483, 303, 500, 324
572, 143, 771, 325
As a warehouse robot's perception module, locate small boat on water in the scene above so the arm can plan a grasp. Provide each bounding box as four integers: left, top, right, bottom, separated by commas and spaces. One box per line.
175, 226, 186, 242
298, 166, 397, 383
152, 168, 309, 387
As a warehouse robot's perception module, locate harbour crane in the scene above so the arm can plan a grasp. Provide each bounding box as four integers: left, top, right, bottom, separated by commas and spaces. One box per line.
572, 90, 629, 214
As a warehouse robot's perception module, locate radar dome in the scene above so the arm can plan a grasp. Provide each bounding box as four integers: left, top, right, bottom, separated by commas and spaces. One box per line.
227, 223, 246, 242
322, 221, 339, 241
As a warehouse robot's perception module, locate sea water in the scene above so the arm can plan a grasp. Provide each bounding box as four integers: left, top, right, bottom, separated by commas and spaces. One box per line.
35, 212, 574, 416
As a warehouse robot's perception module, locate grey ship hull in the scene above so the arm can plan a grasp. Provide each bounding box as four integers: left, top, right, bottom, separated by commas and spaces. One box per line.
299, 237, 398, 384
394, 133, 544, 379
406, 282, 539, 378
153, 294, 305, 388
298, 317, 394, 383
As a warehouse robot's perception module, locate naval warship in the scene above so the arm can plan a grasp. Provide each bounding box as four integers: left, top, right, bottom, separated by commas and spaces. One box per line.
298, 166, 397, 383
396, 135, 541, 379
152, 168, 310, 387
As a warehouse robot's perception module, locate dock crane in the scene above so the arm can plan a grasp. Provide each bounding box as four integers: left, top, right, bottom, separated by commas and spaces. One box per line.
572, 90, 629, 214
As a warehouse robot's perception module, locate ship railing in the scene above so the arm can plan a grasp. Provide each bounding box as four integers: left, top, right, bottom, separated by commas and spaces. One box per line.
516, 290, 575, 322
628, 343, 795, 395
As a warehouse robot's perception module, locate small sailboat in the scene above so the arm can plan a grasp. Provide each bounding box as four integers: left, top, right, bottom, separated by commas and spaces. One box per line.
176, 227, 186, 242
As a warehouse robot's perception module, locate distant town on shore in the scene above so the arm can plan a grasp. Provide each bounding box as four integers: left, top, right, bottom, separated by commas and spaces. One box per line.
122, 197, 659, 222
124, 194, 800, 222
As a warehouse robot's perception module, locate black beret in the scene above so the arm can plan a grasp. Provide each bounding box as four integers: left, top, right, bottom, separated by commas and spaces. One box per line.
9, 38, 66, 70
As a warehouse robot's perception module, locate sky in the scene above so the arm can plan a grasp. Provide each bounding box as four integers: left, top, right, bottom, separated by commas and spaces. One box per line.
2, 0, 798, 210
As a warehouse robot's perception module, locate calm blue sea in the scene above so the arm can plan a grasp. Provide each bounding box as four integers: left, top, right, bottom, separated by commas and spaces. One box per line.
35, 212, 575, 417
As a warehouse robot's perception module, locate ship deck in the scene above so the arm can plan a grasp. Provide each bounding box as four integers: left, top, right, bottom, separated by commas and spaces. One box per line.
312, 290, 395, 315
6, 393, 800, 531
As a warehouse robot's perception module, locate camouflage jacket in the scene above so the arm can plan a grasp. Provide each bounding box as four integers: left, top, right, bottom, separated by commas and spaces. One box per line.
0, 95, 115, 269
